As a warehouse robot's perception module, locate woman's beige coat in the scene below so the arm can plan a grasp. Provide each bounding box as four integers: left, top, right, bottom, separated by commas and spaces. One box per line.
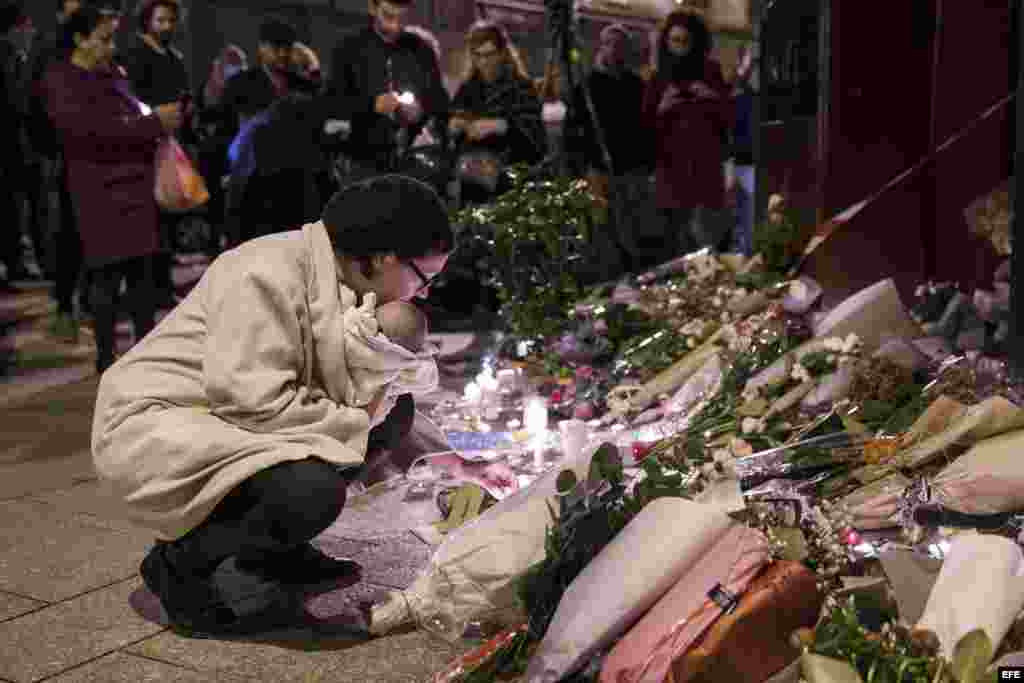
92, 222, 429, 541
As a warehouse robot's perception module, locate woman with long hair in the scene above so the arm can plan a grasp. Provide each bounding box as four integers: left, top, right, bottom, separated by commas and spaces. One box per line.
642, 10, 734, 257
449, 20, 546, 198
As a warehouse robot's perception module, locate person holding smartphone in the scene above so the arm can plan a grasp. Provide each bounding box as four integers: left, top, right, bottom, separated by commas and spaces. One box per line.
642, 10, 735, 258
118, 0, 191, 309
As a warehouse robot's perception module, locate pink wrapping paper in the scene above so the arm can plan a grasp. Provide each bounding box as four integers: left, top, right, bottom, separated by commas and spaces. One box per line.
600, 525, 770, 683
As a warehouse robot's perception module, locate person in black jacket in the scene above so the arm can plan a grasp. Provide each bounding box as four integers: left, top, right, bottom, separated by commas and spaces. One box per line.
118, 0, 191, 309
448, 20, 546, 203
0, 0, 36, 290
323, 0, 449, 179
219, 18, 317, 144
27, 0, 92, 337
566, 23, 652, 274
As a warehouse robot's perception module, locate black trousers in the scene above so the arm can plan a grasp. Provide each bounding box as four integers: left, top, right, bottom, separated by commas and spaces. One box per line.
53, 159, 86, 315
88, 254, 157, 370
161, 393, 417, 578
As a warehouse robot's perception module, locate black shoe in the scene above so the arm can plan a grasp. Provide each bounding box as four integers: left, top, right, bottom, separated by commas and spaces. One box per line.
140, 543, 242, 634
235, 542, 362, 587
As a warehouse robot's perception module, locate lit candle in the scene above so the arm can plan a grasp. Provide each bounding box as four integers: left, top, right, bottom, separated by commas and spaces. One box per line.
523, 396, 549, 472
464, 382, 482, 406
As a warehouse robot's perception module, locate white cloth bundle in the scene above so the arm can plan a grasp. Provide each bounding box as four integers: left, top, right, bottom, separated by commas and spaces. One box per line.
342, 291, 440, 410
525, 498, 735, 682
370, 445, 600, 638
916, 534, 1024, 658
930, 429, 1024, 515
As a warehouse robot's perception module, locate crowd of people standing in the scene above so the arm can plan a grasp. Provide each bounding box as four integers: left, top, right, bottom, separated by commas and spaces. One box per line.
1, 0, 757, 375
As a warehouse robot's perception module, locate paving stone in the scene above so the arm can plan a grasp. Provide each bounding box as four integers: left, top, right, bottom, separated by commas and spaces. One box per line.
0, 498, 135, 552
0, 500, 150, 602
0, 578, 164, 683
28, 480, 148, 533
316, 533, 431, 590
44, 652, 256, 683
0, 450, 97, 501
0, 591, 45, 622
127, 624, 472, 683
329, 481, 444, 538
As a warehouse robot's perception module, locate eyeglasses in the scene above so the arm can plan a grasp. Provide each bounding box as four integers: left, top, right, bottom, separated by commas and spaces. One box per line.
405, 259, 440, 294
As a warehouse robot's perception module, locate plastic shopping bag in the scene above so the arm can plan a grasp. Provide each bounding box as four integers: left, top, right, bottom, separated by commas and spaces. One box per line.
155, 137, 210, 213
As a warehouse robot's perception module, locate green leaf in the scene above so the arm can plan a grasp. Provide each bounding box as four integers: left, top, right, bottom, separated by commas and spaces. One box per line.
952, 629, 994, 683
802, 652, 866, 683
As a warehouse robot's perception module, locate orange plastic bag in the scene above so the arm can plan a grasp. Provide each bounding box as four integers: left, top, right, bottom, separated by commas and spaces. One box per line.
154, 137, 210, 213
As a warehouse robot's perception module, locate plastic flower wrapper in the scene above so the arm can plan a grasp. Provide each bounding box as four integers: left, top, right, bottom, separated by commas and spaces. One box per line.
370, 442, 604, 640
927, 428, 1024, 515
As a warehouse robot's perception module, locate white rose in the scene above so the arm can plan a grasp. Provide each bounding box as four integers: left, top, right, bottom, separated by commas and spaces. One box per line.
822, 337, 844, 352
742, 417, 760, 434
668, 297, 683, 308
712, 448, 733, 463
843, 333, 861, 353
711, 297, 723, 307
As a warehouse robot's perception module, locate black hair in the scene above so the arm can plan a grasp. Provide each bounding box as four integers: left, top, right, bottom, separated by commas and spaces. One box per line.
62, 3, 117, 51
656, 10, 712, 84
371, 0, 414, 7
322, 175, 455, 273
0, 1, 26, 34
258, 17, 297, 47
135, 0, 180, 33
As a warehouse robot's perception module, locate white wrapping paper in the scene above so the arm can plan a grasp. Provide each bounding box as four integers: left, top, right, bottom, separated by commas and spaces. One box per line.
916, 534, 1024, 658
525, 499, 734, 682
370, 445, 600, 638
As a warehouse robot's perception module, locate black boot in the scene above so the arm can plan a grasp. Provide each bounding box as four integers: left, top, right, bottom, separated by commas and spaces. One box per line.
235, 542, 362, 587
140, 543, 240, 633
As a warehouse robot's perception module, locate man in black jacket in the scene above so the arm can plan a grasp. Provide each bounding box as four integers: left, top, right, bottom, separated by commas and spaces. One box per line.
324, 0, 449, 178
220, 18, 317, 139
0, 0, 35, 289
567, 23, 652, 274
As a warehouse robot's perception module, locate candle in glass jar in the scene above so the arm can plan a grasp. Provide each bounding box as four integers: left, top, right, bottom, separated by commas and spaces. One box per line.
523, 396, 548, 434
464, 382, 482, 405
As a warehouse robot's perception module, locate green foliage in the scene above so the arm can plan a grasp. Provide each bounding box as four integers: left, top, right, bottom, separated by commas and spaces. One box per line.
754, 206, 806, 275
454, 444, 691, 682
812, 597, 936, 683
800, 350, 839, 377
452, 166, 607, 339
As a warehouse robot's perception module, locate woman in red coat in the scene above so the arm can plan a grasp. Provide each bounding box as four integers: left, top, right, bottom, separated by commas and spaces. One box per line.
39, 5, 182, 373
642, 11, 734, 257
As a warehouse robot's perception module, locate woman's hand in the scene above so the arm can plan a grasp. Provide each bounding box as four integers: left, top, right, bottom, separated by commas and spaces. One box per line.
155, 103, 184, 133
466, 118, 509, 141
365, 387, 390, 422
689, 81, 719, 99
459, 460, 519, 498
657, 85, 686, 115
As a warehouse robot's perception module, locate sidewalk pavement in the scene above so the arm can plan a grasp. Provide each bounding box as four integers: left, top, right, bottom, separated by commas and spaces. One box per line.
0, 278, 493, 682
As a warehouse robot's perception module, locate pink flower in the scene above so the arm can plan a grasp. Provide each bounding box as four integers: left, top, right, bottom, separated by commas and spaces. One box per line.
593, 319, 609, 334
575, 366, 595, 381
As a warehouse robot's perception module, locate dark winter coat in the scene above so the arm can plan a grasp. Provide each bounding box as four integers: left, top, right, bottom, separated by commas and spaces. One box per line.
118, 34, 190, 107
642, 58, 734, 209
324, 23, 449, 171
40, 61, 164, 268
450, 71, 547, 167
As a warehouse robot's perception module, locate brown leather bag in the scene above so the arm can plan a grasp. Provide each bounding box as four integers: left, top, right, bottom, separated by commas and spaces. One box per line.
666, 561, 823, 683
